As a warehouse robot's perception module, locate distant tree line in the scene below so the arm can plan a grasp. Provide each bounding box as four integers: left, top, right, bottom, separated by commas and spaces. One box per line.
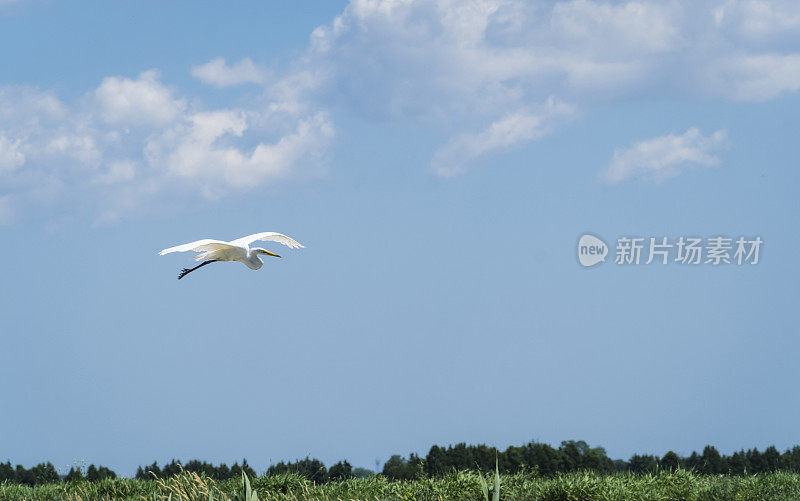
0, 461, 116, 487
135, 457, 365, 484
127, 442, 800, 482
5, 441, 800, 486
266, 457, 358, 484
380, 441, 800, 479
625, 445, 800, 476
135, 459, 256, 481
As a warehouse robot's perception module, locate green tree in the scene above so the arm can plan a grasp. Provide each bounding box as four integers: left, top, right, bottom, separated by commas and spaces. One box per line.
525, 442, 563, 475
30, 462, 59, 485
612, 459, 628, 472
660, 451, 681, 472
0, 462, 14, 483
97, 466, 117, 480
763, 446, 781, 472
628, 454, 658, 474
15, 465, 35, 487
781, 446, 800, 472
728, 451, 747, 475
352, 467, 374, 479
86, 464, 99, 482
144, 461, 162, 478
501, 445, 526, 473
268, 457, 327, 484
472, 445, 496, 472
559, 441, 583, 472
448, 443, 473, 471
64, 466, 84, 483
329, 460, 353, 481
747, 448, 765, 473
425, 446, 448, 476
162, 459, 182, 477
583, 446, 615, 473
685, 451, 700, 472
699, 446, 725, 474
382, 455, 415, 481
217, 463, 231, 480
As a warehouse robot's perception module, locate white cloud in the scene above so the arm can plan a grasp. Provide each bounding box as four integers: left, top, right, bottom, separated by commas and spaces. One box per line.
145, 109, 333, 195
94, 70, 185, 126
0, 86, 64, 119
0, 135, 25, 174
707, 54, 800, 101
0, 65, 334, 221
312, 0, 799, 107
714, 0, 800, 40
92, 159, 137, 185
431, 98, 576, 176
550, 0, 682, 54
46, 132, 101, 167
280, 0, 799, 176
298, 0, 688, 116
603, 128, 728, 183
191, 57, 270, 87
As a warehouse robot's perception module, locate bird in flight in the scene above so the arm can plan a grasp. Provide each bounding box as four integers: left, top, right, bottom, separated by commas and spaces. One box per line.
159, 232, 305, 279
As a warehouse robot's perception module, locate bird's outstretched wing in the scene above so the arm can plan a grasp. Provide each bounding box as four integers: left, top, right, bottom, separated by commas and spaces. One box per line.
158, 239, 233, 255
232, 232, 305, 249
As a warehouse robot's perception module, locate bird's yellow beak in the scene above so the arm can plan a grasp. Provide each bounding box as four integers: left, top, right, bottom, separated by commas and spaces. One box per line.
264, 250, 281, 258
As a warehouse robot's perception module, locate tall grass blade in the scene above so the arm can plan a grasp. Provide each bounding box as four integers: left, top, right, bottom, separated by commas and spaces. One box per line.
477, 471, 489, 501
492, 456, 500, 501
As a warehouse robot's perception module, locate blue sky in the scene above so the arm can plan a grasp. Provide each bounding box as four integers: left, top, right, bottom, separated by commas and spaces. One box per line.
0, 0, 798, 476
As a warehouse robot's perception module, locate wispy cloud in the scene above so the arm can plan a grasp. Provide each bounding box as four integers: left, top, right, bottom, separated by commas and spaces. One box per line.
713, 0, 800, 40
603, 128, 728, 184
706, 54, 800, 101
191, 57, 271, 87
431, 99, 576, 177
0, 135, 25, 174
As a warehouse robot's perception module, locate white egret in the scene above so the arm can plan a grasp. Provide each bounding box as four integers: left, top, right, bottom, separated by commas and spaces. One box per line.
159, 232, 305, 279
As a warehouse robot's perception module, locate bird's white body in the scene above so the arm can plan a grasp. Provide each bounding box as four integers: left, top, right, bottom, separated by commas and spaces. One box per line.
159, 232, 304, 278
197, 242, 262, 269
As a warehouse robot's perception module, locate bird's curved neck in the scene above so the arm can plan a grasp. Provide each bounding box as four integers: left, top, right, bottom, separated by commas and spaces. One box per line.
246, 248, 263, 264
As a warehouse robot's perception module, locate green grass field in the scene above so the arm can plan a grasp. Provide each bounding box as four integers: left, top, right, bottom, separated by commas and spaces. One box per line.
2, 469, 800, 501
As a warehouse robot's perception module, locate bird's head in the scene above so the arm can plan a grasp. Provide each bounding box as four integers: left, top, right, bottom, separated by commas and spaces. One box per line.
253, 247, 281, 258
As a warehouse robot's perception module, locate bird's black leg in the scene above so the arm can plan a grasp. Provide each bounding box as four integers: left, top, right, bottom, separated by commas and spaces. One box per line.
177, 260, 218, 280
